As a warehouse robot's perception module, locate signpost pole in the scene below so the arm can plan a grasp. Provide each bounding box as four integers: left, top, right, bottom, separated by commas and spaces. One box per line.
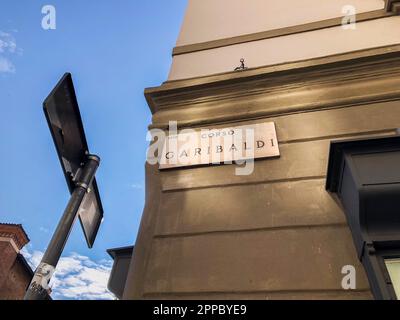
24, 155, 100, 300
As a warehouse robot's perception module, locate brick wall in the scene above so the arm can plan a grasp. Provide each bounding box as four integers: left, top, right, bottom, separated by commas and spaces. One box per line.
0, 255, 32, 300
0, 223, 31, 300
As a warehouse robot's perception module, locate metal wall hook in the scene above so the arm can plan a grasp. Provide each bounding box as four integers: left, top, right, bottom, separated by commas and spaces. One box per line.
234, 58, 248, 71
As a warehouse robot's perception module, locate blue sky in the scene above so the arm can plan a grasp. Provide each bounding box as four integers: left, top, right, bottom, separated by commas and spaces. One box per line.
0, 0, 187, 299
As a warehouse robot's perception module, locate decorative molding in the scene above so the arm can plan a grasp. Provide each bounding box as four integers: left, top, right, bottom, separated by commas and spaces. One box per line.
145, 45, 400, 129
386, 0, 400, 14
172, 9, 394, 56
0, 223, 29, 250
0, 236, 20, 253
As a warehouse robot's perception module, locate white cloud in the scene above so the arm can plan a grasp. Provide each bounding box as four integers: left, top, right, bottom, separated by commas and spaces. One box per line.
39, 226, 49, 233
130, 183, 144, 189
21, 248, 115, 300
0, 56, 15, 73
21, 248, 43, 269
0, 31, 16, 53
0, 30, 20, 73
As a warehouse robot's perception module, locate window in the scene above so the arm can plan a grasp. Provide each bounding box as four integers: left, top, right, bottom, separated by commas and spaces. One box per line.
385, 258, 400, 300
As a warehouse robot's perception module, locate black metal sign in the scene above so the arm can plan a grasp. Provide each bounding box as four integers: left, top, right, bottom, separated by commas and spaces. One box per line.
43, 73, 103, 248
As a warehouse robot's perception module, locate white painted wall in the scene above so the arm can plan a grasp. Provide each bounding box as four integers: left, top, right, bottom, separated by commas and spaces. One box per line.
169, 16, 400, 80
177, 0, 385, 46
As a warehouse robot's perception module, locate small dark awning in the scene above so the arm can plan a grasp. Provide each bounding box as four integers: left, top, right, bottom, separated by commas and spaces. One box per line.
107, 246, 134, 299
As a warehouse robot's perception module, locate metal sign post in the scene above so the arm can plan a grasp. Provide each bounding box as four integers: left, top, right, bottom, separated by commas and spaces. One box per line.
24, 155, 100, 300
24, 73, 104, 300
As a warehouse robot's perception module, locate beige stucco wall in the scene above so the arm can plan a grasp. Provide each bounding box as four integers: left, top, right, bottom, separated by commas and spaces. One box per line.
125, 43, 400, 299
177, 0, 385, 46
127, 0, 400, 301
169, 16, 400, 80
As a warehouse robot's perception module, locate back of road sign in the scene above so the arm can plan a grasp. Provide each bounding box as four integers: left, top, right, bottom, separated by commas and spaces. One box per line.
43, 73, 103, 248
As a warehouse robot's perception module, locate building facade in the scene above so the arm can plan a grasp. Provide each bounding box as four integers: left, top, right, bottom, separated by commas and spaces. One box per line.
122, 0, 400, 299
0, 224, 33, 299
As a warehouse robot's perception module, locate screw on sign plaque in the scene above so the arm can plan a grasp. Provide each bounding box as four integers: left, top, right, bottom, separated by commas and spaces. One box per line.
24, 73, 104, 300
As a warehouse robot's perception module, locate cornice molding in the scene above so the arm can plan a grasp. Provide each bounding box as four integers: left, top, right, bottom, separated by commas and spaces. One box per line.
145, 45, 400, 130
172, 9, 394, 56
386, 0, 400, 14
0, 224, 29, 250
0, 236, 20, 253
